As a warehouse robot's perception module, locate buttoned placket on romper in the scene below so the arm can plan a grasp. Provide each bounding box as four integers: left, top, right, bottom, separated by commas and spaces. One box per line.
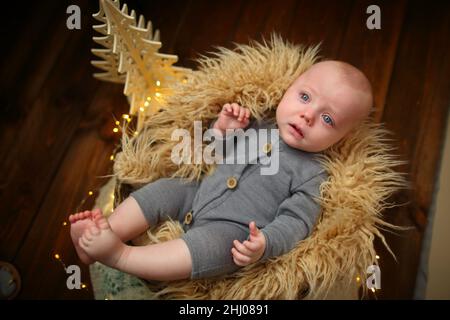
188, 120, 278, 223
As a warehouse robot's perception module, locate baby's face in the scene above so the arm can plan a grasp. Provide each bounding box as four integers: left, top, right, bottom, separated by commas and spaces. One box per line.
276, 61, 372, 152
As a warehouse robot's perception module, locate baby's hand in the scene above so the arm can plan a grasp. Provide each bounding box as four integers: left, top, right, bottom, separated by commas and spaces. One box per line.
231, 221, 266, 266
214, 103, 251, 134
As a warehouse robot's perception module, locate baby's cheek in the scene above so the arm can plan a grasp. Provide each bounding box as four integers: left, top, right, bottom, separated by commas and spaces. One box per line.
304, 136, 331, 153
321, 134, 343, 150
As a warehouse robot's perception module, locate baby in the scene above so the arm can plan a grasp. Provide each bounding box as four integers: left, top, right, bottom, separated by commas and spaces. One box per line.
69, 60, 373, 281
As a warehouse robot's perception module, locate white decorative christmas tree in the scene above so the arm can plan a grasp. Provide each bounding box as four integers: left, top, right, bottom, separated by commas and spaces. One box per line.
91, 0, 191, 130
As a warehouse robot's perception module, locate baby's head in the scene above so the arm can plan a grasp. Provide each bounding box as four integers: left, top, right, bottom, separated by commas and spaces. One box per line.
276, 60, 373, 152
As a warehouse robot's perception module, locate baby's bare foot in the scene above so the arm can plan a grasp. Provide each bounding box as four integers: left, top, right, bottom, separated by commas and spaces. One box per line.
69, 209, 102, 264
78, 211, 128, 268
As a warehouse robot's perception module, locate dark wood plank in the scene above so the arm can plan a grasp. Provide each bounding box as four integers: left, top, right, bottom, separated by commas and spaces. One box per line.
376, 0, 450, 299
334, 0, 408, 300
141, 0, 192, 55
337, 0, 407, 121
261, 0, 298, 38
0, 2, 65, 94
0, 2, 38, 65
0, 2, 77, 163
0, 0, 99, 261
172, 0, 245, 69
14, 83, 128, 299
287, 0, 354, 59
232, 0, 274, 44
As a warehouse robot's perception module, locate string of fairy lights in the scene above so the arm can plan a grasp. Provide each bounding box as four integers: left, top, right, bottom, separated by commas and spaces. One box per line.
52, 91, 156, 295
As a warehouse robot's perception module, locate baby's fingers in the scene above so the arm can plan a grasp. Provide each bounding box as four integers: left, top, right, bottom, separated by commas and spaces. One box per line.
233, 240, 253, 256
231, 248, 251, 266
238, 107, 246, 121
245, 108, 251, 119
231, 103, 241, 116
222, 103, 232, 114
243, 240, 260, 252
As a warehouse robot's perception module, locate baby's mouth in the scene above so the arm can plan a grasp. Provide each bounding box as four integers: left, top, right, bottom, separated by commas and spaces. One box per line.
288, 123, 304, 138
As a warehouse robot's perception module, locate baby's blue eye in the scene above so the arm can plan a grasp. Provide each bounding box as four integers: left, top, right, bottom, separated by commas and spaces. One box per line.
322, 114, 334, 126
300, 92, 310, 102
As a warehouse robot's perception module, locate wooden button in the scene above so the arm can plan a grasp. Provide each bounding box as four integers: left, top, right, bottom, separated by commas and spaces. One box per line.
184, 211, 193, 225
226, 176, 237, 189
262, 143, 272, 154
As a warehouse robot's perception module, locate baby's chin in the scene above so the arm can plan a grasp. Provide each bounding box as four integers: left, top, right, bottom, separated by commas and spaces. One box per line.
279, 131, 306, 151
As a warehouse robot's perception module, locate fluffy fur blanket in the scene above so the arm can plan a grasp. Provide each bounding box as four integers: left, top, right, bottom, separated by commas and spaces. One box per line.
111, 35, 407, 299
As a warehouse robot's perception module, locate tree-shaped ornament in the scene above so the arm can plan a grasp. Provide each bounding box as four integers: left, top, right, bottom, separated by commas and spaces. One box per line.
91, 0, 191, 130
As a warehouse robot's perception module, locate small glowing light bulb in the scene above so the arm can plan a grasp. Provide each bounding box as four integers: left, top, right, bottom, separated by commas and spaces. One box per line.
155, 93, 161, 97
356, 276, 360, 282
140, 107, 145, 112
376, 255, 380, 260
113, 128, 119, 133
146, 97, 151, 101
115, 121, 120, 125
110, 155, 114, 161
156, 80, 160, 86
62, 222, 67, 226
134, 131, 139, 136
54, 254, 60, 260
144, 101, 149, 107
88, 191, 93, 196
371, 288, 376, 293
122, 114, 129, 119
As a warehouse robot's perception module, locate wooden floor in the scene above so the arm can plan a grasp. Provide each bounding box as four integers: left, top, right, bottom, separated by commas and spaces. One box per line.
1, 0, 449, 299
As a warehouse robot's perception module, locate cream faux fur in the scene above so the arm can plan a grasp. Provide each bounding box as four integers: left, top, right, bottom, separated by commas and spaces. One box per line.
112, 35, 408, 299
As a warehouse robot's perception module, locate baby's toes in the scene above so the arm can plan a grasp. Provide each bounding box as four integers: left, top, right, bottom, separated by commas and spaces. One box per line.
92, 209, 103, 221
81, 211, 91, 219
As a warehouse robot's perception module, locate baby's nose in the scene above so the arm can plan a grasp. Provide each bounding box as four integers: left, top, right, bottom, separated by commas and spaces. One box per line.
300, 113, 314, 125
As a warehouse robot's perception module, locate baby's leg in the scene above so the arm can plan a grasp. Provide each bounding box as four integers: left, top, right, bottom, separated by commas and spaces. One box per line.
107, 196, 150, 243
73, 177, 199, 266
181, 222, 249, 279
109, 176, 200, 242
79, 212, 192, 281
